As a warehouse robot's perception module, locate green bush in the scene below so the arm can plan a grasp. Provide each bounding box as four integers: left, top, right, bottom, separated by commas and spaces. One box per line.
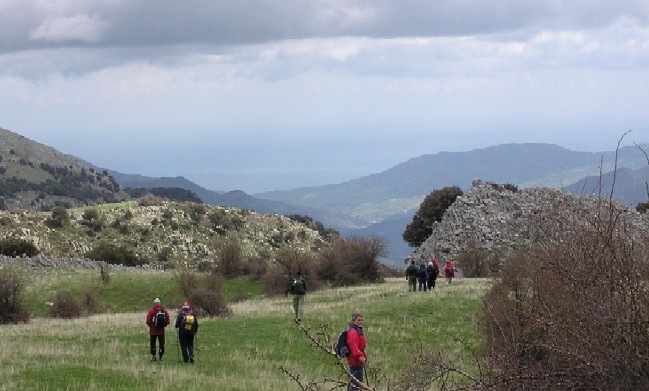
84, 242, 145, 266
403, 186, 463, 247
46, 206, 70, 228
0, 238, 40, 257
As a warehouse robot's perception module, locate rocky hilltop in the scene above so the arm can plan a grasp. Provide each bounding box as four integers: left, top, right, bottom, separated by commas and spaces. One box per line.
0, 200, 327, 269
411, 180, 649, 264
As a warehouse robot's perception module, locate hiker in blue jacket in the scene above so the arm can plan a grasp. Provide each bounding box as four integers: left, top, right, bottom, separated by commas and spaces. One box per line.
417, 263, 429, 292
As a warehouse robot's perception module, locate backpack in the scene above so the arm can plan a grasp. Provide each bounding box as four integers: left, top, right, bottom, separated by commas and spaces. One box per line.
181, 313, 195, 332
335, 330, 350, 358
291, 278, 306, 294
152, 309, 166, 328
427, 265, 437, 278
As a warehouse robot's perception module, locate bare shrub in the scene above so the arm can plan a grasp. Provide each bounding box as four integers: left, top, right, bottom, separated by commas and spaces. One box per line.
214, 238, 245, 278
175, 269, 199, 297
99, 263, 111, 285
0, 270, 30, 324
260, 263, 293, 296
479, 198, 649, 391
137, 194, 164, 206
49, 292, 83, 319
276, 247, 323, 292
242, 257, 268, 281
316, 236, 385, 287
83, 289, 99, 314
188, 289, 232, 317
455, 244, 501, 278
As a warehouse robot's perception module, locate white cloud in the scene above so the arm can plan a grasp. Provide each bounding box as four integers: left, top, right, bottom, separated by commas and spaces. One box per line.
29, 14, 109, 43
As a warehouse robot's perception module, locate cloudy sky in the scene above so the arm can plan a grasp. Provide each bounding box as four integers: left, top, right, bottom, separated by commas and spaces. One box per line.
2, 1, 649, 193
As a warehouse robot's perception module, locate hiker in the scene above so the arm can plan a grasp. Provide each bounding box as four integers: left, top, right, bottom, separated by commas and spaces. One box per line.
175, 301, 199, 363
426, 258, 439, 290
288, 271, 307, 322
405, 260, 418, 292
444, 260, 455, 285
417, 263, 428, 292
346, 312, 367, 391
145, 297, 170, 361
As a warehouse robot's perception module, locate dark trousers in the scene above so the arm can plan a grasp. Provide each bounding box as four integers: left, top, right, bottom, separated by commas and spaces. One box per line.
149, 334, 165, 357
418, 279, 428, 291
348, 366, 364, 391
427, 276, 437, 290
179, 332, 195, 362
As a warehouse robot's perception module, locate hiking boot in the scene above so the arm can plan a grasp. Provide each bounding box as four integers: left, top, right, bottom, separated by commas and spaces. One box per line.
189, 357, 194, 364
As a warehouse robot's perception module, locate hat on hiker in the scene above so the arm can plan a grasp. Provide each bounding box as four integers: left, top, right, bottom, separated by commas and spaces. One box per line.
182, 301, 190, 309
153, 298, 160, 304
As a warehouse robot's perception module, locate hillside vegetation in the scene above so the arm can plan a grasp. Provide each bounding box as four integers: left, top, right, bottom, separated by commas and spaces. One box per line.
0, 128, 129, 210
0, 200, 327, 268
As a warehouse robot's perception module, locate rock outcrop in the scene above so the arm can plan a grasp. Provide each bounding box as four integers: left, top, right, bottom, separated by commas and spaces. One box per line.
411, 180, 649, 264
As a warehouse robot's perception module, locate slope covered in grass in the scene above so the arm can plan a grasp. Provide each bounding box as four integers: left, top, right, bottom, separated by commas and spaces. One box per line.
0, 276, 490, 391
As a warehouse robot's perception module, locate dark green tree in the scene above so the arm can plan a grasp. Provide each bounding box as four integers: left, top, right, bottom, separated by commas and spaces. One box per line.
402, 186, 463, 247
47, 206, 70, 228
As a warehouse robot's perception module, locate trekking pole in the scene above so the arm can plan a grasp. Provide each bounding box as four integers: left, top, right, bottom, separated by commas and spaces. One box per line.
364, 367, 369, 387
176, 327, 181, 362
194, 332, 198, 363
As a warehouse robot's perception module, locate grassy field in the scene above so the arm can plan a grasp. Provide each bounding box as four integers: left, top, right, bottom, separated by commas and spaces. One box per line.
0, 274, 491, 391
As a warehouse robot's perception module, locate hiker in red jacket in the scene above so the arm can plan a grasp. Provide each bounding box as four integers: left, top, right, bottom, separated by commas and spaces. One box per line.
145, 297, 170, 361
444, 260, 455, 285
346, 313, 367, 390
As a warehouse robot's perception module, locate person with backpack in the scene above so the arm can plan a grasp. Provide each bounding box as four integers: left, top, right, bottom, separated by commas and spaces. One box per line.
444, 260, 455, 285
346, 312, 367, 391
175, 301, 199, 363
405, 260, 418, 292
145, 297, 170, 361
288, 270, 307, 322
417, 263, 429, 292
426, 258, 438, 290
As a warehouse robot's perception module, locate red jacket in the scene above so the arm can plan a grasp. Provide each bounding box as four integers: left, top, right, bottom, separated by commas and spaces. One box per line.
145, 304, 170, 335
346, 325, 367, 367
444, 261, 455, 278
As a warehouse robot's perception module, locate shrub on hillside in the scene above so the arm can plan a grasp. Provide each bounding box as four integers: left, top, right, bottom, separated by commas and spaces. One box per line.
477, 199, 649, 390
188, 289, 232, 317
260, 264, 294, 296
84, 242, 146, 266
316, 236, 385, 287
49, 292, 83, 319
175, 269, 199, 297
455, 244, 502, 278
46, 206, 70, 228
0, 238, 40, 257
0, 270, 30, 324
214, 238, 245, 278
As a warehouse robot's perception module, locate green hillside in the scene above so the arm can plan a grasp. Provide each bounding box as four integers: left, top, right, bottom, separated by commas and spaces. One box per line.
0, 128, 129, 210
0, 273, 490, 391
0, 200, 327, 268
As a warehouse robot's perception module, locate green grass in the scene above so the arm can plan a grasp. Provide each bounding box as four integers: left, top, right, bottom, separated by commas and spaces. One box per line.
21, 269, 262, 316
1, 276, 491, 391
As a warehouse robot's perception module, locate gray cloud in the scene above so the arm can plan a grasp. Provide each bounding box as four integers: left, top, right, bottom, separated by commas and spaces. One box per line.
2, 1, 648, 53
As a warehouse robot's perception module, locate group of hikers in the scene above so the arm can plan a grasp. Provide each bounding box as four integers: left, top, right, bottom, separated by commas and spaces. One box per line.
144, 261, 456, 390
405, 256, 455, 292
145, 298, 199, 363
